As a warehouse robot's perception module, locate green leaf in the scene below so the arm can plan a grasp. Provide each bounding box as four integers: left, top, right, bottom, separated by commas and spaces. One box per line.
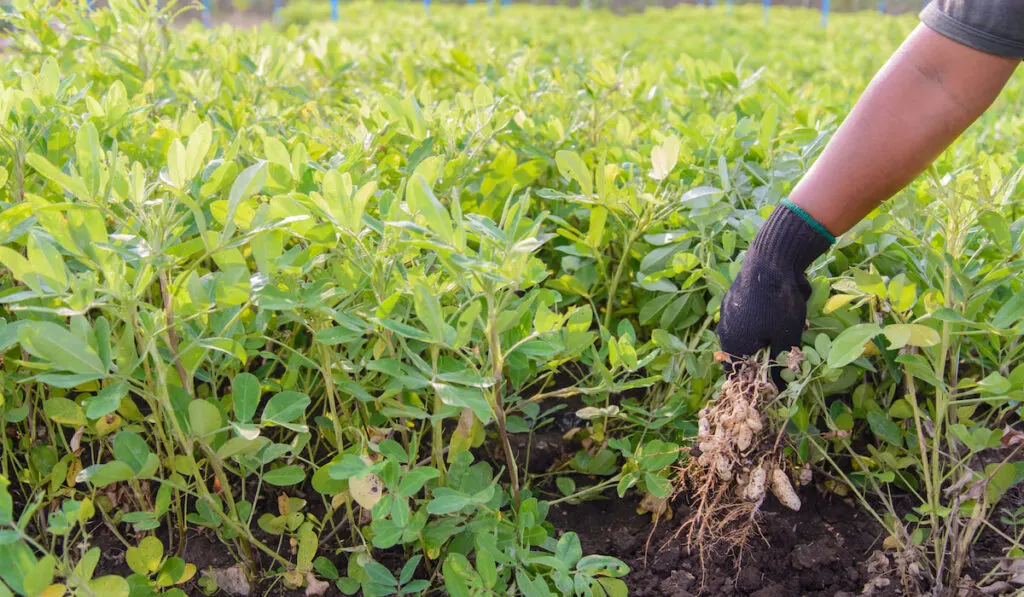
577, 555, 629, 577
828, 400, 854, 430
405, 174, 453, 243
638, 440, 680, 471
650, 136, 680, 181
985, 462, 1019, 503
312, 463, 346, 495
296, 524, 317, 570
516, 569, 553, 597
263, 466, 305, 486
426, 488, 471, 514
222, 161, 267, 242
313, 557, 339, 580
376, 318, 431, 342
442, 554, 472, 597
25, 152, 90, 199
867, 411, 903, 447
261, 391, 310, 426
398, 467, 440, 498
88, 575, 130, 597
232, 373, 260, 424
18, 321, 105, 376
126, 536, 164, 576
432, 383, 492, 425
188, 400, 222, 438
371, 518, 403, 549
363, 561, 397, 587
476, 550, 497, 590
328, 454, 370, 480
167, 139, 188, 188
113, 431, 152, 474
155, 557, 190, 587
23, 555, 55, 597
263, 136, 291, 168
83, 382, 127, 420
75, 547, 101, 583
555, 150, 592, 196
758, 103, 779, 154
992, 292, 1024, 329
593, 577, 628, 597
852, 269, 886, 297
887, 274, 916, 312
377, 439, 409, 464
411, 280, 446, 344
888, 399, 914, 420
979, 372, 1011, 395
82, 461, 136, 487
882, 324, 939, 349
827, 324, 881, 369
644, 473, 672, 498
43, 397, 85, 427
337, 577, 361, 595
217, 437, 263, 460
186, 122, 213, 180
27, 232, 67, 291
76, 122, 102, 197
399, 555, 421, 586
556, 533, 583, 568
896, 354, 946, 389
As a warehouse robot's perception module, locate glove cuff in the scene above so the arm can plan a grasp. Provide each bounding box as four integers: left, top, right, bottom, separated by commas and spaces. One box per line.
749, 200, 833, 272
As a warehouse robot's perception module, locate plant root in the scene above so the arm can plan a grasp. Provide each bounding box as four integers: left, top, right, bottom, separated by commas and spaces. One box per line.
669, 355, 803, 579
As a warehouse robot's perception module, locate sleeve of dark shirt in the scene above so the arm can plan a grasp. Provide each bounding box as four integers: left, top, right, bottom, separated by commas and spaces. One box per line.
921, 0, 1024, 59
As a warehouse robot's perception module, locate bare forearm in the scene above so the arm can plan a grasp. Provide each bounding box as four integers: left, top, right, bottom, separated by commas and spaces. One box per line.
790, 25, 1018, 236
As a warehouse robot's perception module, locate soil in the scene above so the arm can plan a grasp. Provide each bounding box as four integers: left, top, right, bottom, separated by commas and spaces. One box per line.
548, 490, 905, 597
88, 487, 901, 597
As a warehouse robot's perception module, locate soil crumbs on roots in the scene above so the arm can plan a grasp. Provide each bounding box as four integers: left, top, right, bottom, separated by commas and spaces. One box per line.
549, 491, 903, 597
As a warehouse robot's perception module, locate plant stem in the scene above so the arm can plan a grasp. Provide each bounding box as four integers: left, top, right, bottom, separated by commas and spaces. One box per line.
603, 227, 640, 332
159, 271, 192, 397
486, 291, 520, 509
549, 476, 620, 506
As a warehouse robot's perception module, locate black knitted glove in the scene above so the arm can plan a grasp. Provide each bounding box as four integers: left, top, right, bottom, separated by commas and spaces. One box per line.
718, 200, 833, 371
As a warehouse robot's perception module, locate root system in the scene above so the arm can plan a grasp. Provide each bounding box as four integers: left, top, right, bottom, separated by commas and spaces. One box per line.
671, 356, 803, 573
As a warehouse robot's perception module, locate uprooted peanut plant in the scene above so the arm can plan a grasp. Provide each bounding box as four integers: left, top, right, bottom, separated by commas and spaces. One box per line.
673, 356, 804, 562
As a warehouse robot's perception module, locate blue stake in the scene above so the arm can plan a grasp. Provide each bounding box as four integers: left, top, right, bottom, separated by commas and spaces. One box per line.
726, 0, 733, 13
762, 0, 768, 22
877, 0, 885, 13
821, 0, 829, 27
272, 0, 280, 23
202, 0, 211, 28
501, 0, 509, 7
424, 0, 430, 14
330, 0, 338, 20
86, 0, 94, 11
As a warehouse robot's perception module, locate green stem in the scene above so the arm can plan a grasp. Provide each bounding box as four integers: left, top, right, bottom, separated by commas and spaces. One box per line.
486, 290, 519, 509
603, 226, 640, 332
549, 476, 620, 506
429, 345, 447, 485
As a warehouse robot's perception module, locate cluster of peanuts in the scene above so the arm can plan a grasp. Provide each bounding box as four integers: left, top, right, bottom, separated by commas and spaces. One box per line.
694, 363, 801, 511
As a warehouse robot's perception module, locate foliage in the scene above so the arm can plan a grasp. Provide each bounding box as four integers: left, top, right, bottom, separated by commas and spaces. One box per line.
1, 0, 1022, 595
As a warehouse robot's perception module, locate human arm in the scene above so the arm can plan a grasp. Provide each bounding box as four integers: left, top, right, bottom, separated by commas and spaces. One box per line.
718, 16, 1020, 368
790, 24, 1018, 236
